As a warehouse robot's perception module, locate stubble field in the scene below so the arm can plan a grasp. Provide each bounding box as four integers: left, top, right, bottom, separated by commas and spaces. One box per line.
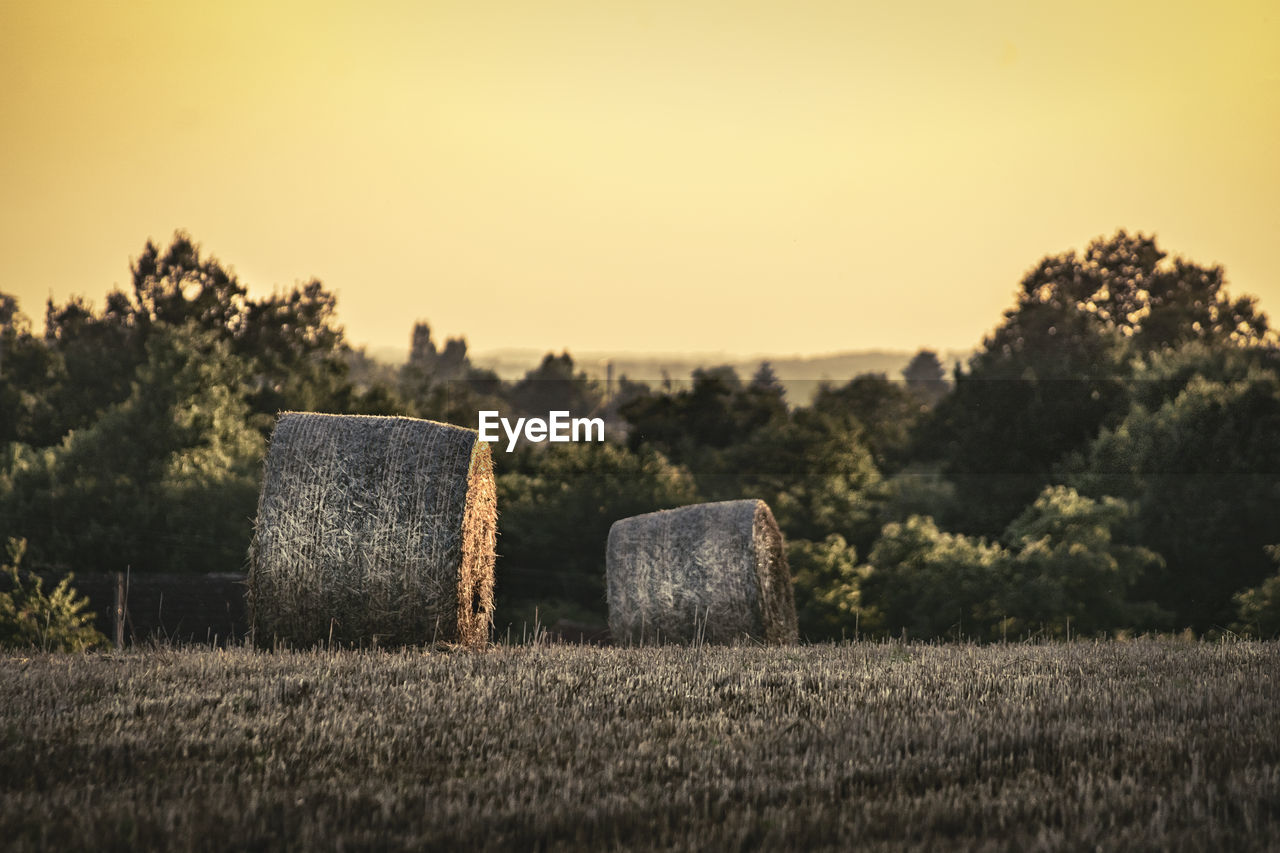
2, 640, 1279, 851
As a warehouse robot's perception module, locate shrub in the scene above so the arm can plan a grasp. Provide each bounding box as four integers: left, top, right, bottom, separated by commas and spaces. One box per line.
0, 538, 107, 652
1232, 546, 1280, 637
788, 534, 863, 640
853, 486, 1166, 640
855, 515, 1007, 640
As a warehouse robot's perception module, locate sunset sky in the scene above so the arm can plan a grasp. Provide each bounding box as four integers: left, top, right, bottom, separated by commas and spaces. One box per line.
2, 1, 1277, 358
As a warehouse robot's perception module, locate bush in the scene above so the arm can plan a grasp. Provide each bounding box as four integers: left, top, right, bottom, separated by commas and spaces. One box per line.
1233, 546, 1280, 638
853, 487, 1167, 640
788, 535, 862, 640
998, 486, 1167, 637
855, 516, 1007, 640
0, 538, 107, 652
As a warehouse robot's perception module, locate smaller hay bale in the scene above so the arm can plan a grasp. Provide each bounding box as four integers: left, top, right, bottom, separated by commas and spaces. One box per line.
606, 499, 798, 645
248, 413, 496, 648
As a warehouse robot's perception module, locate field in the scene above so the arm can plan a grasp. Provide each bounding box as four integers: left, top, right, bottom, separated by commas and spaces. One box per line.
3, 640, 1279, 851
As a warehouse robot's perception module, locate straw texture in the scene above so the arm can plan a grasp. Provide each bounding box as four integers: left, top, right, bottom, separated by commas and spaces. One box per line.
606, 499, 797, 644
248, 413, 496, 647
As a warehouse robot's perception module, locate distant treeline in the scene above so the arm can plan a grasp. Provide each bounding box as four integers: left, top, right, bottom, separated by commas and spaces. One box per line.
419, 347, 974, 406
2, 229, 1279, 639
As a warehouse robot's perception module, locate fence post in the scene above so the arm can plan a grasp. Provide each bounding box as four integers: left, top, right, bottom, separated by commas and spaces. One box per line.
114, 571, 125, 650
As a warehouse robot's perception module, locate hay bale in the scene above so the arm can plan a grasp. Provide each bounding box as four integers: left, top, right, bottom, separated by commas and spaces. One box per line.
606, 499, 797, 645
248, 413, 496, 647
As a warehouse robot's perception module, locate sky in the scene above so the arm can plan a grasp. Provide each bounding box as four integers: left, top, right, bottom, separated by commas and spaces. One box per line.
2, 0, 1277, 358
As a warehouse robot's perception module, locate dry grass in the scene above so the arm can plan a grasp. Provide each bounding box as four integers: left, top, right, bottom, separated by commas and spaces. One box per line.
2, 640, 1278, 851
247, 413, 496, 648
606, 499, 798, 644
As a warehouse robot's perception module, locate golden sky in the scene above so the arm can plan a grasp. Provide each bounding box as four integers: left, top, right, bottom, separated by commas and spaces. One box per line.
2, 0, 1277, 357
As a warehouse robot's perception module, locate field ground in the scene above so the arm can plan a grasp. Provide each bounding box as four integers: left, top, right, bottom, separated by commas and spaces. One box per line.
3, 640, 1279, 851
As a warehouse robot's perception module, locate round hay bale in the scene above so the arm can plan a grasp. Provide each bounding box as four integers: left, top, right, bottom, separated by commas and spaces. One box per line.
606, 499, 797, 645
248, 413, 496, 647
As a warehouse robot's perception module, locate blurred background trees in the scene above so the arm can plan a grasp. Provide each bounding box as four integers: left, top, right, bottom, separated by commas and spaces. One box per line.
2, 229, 1276, 639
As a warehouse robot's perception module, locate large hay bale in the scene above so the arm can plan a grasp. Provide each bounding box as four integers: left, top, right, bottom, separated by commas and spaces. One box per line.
606, 499, 797, 644
248, 413, 496, 647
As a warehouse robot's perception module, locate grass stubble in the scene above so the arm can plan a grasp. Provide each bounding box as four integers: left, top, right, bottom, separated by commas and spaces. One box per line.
2, 640, 1278, 851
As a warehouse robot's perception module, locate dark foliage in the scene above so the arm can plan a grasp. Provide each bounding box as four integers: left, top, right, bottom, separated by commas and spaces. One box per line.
2, 228, 1278, 637
495, 442, 697, 621
922, 230, 1272, 537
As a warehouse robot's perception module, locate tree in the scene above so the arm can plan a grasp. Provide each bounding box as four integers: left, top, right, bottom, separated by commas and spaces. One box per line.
129, 233, 248, 336
36, 291, 144, 445
405, 321, 472, 383
922, 230, 1268, 536
852, 486, 1163, 640
1068, 355, 1280, 628
997, 486, 1165, 636
744, 362, 789, 425
902, 349, 949, 407
507, 352, 604, 421
0, 294, 62, 446
928, 301, 1130, 535
620, 365, 881, 549
0, 293, 16, 367
495, 442, 698, 622
733, 407, 881, 547
400, 322, 506, 428
622, 366, 749, 458
124, 232, 366, 426
33, 234, 365, 440
235, 278, 354, 424
1, 324, 264, 574
854, 515, 1007, 640
621, 364, 793, 496
813, 374, 924, 473
1008, 230, 1269, 350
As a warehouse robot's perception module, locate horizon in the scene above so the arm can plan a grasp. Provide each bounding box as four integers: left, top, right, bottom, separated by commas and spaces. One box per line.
366, 341, 972, 361
3, 1, 1277, 357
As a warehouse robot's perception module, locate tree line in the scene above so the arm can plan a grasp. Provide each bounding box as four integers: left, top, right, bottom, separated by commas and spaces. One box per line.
2, 230, 1278, 639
